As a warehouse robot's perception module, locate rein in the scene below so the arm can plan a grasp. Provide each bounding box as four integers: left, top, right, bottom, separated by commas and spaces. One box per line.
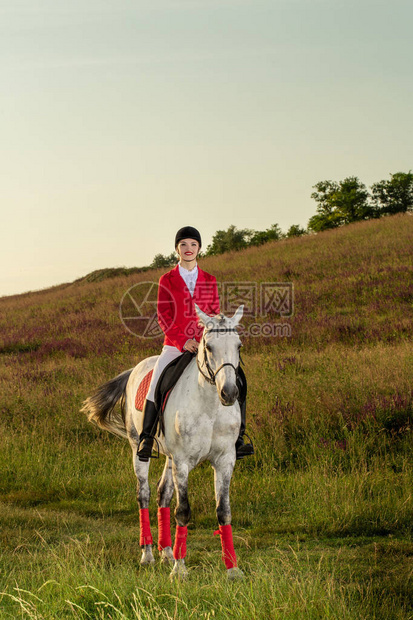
196, 327, 245, 385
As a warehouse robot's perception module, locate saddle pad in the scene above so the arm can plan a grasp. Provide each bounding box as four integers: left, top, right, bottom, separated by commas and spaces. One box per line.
135, 369, 154, 411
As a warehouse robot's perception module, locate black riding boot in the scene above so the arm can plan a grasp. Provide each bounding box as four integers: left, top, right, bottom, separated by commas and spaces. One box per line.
137, 398, 160, 462
235, 397, 254, 459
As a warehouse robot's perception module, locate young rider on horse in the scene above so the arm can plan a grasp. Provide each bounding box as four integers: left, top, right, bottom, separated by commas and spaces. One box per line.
136, 225, 254, 462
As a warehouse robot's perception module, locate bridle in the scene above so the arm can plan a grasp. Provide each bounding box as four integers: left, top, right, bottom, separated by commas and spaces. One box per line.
196, 327, 245, 385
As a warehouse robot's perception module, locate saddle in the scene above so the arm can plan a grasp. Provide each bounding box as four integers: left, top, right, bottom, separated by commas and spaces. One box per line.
154, 351, 196, 416
134, 352, 196, 415
134, 351, 247, 436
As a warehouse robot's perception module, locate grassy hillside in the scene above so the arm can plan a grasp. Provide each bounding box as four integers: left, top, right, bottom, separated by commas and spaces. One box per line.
0, 214, 412, 619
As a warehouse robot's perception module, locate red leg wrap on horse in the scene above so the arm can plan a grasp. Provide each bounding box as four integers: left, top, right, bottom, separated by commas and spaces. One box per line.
173, 525, 188, 560
157, 507, 172, 551
139, 508, 153, 546
214, 524, 237, 569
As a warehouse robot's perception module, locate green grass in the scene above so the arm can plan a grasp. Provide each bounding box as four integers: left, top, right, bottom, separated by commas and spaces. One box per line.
0, 474, 412, 619
1, 215, 413, 618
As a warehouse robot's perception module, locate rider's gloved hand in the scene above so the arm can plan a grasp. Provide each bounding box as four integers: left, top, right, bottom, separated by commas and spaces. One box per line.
183, 339, 199, 353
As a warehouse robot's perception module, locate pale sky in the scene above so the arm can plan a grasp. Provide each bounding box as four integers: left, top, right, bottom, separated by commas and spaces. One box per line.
1, 0, 412, 297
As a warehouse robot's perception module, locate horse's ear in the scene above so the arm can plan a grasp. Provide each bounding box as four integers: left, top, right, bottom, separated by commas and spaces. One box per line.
231, 304, 244, 326
194, 303, 213, 328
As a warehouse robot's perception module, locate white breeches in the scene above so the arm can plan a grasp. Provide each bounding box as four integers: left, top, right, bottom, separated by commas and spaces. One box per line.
146, 344, 184, 402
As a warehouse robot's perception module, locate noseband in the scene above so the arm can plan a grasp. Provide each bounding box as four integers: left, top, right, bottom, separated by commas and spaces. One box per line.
196, 327, 245, 385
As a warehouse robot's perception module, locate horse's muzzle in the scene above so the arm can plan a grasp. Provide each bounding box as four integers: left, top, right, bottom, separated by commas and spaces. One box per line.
219, 384, 239, 406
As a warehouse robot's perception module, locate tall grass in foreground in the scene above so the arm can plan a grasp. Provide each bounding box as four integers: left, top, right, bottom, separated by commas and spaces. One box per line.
1, 498, 412, 619
0, 215, 412, 618
2, 556, 410, 619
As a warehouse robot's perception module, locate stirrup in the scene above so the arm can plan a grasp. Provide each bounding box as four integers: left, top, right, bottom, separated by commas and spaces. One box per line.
236, 432, 254, 460
137, 435, 160, 462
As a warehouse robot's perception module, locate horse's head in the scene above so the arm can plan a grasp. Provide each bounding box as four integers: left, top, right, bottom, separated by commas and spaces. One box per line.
194, 303, 244, 406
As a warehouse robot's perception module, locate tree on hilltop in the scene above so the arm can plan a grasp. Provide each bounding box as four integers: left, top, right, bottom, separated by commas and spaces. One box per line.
286, 224, 307, 238
150, 252, 176, 268
371, 171, 413, 216
204, 225, 251, 255
308, 177, 375, 232
204, 223, 283, 255
247, 223, 283, 246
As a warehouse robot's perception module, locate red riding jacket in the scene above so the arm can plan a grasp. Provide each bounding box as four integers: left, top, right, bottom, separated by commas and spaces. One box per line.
157, 264, 220, 352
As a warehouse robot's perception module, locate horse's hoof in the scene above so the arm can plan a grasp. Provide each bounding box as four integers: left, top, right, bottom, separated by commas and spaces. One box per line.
169, 559, 188, 581
160, 546, 174, 565
227, 567, 244, 580
140, 546, 155, 565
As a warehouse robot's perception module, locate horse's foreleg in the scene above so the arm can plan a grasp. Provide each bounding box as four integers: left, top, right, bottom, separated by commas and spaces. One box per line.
169, 460, 191, 580
212, 456, 244, 580
157, 457, 174, 564
133, 452, 155, 565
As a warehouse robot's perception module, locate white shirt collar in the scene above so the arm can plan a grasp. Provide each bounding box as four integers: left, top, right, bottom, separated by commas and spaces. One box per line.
178, 263, 198, 277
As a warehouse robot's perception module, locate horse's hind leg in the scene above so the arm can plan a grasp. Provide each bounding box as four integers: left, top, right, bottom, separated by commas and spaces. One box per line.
157, 457, 174, 564
132, 447, 155, 565
211, 455, 244, 580
169, 460, 191, 580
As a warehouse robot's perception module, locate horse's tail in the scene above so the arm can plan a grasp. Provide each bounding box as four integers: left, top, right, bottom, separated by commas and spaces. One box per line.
81, 368, 133, 439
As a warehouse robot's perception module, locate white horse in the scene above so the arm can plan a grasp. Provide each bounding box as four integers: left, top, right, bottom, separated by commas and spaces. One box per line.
81, 303, 245, 580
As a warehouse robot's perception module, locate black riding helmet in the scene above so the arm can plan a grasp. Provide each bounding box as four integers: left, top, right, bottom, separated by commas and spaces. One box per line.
175, 226, 202, 249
